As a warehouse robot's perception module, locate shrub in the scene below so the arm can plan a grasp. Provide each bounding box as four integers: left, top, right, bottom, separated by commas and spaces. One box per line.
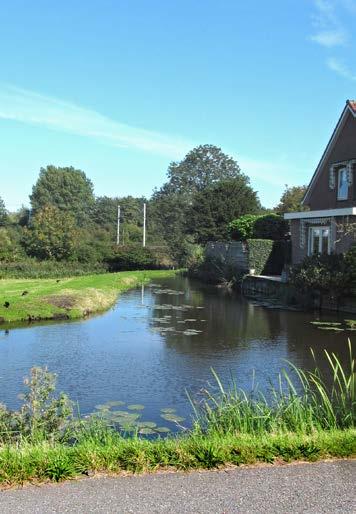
228, 213, 288, 242
106, 246, 158, 271
247, 239, 274, 275
253, 214, 289, 240
228, 215, 259, 241
0, 259, 107, 279
290, 253, 350, 307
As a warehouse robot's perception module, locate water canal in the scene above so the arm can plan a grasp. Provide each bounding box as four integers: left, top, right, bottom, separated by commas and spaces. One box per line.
0, 275, 352, 431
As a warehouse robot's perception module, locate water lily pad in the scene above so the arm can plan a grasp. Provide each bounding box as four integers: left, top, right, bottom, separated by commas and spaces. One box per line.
161, 414, 185, 423
182, 329, 201, 335
136, 421, 157, 428
106, 400, 125, 407
95, 404, 110, 410
127, 404, 145, 411
160, 408, 176, 414
155, 426, 171, 433
139, 427, 155, 435
185, 319, 197, 322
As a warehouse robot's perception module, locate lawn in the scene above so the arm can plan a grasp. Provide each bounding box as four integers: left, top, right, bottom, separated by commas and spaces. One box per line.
0, 269, 177, 324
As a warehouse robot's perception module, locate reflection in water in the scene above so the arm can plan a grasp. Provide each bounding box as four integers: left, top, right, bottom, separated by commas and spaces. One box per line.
0, 275, 353, 428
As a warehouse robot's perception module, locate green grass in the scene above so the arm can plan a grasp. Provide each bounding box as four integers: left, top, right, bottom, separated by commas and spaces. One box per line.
0, 429, 354, 486
0, 270, 178, 324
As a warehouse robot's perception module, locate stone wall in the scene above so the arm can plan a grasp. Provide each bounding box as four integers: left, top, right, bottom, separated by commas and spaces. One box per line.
205, 241, 249, 272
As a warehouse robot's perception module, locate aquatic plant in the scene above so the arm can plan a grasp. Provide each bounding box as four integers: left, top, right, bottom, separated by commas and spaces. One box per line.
192, 341, 355, 435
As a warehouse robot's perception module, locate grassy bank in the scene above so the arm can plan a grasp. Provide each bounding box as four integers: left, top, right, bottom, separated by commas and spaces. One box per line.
0, 269, 177, 324
0, 429, 354, 486
0, 343, 354, 487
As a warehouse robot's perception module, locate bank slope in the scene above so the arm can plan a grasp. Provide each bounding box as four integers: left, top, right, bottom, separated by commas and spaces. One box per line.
0, 270, 177, 324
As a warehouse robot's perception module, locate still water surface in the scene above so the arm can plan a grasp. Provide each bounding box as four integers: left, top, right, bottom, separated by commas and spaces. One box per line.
0, 276, 353, 428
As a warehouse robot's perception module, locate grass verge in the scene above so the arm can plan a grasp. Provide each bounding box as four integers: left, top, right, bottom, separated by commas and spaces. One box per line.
0, 429, 354, 486
0, 269, 177, 324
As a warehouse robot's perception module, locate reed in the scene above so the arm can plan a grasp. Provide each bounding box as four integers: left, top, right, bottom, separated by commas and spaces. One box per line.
192, 340, 355, 435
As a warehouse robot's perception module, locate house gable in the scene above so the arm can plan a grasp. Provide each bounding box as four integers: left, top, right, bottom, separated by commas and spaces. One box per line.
303, 101, 356, 210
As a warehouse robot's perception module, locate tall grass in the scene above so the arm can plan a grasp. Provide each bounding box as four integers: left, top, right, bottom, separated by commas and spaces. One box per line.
192, 340, 355, 435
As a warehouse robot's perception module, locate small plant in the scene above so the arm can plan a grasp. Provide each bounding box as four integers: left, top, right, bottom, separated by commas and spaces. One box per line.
0, 367, 73, 443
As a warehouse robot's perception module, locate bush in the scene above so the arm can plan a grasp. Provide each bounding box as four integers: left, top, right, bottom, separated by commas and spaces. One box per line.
253, 214, 289, 240
228, 213, 288, 241
247, 239, 274, 275
228, 215, 259, 241
290, 253, 350, 307
0, 259, 107, 279
106, 246, 158, 271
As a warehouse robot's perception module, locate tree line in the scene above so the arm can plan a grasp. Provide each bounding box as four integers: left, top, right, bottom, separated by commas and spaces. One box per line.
0, 144, 307, 267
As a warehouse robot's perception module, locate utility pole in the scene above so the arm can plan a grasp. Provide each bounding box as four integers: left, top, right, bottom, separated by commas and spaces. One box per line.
143, 203, 146, 247
116, 205, 121, 246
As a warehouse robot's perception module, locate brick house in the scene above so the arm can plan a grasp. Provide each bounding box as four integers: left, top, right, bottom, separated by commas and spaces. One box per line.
285, 100, 356, 265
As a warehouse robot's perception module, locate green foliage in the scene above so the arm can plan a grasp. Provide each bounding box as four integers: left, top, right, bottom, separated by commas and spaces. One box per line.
0, 196, 8, 225
23, 205, 78, 261
228, 214, 259, 241
0, 259, 107, 279
247, 239, 274, 275
0, 367, 72, 443
92, 195, 149, 245
0, 228, 24, 262
30, 166, 95, 226
290, 253, 350, 306
106, 246, 158, 271
187, 178, 261, 244
151, 145, 257, 262
274, 184, 308, 213
229, 214, 288, 241
167, 144, 242, 194
253, 214, 289, 240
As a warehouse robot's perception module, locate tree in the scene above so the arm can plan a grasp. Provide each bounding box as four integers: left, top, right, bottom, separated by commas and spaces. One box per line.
30, 166, 95, 226
167, 144, 243, 195
0, 196, 8, 225
92, 195, 148, 244
274, 185, 308, 213
150, 145, 251, 259
187, 177, 261, 244
23, 205, 78, 260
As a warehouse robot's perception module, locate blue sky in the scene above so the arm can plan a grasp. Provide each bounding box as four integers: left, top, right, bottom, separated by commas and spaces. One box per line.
1, 0, 355, 210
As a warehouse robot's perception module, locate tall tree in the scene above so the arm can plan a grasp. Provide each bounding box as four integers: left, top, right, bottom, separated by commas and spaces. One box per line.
167, 144, 242, 195
151, 145, 249, 257
274, 185, 308, 213
30, 166, 95, 226
187, 177, 261, 244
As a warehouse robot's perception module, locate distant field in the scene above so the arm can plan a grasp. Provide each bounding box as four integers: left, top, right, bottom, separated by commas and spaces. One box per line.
0, 269, 177, 324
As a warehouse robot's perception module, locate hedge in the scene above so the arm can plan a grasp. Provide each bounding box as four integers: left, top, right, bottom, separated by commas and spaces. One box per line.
247, 239, 274, 275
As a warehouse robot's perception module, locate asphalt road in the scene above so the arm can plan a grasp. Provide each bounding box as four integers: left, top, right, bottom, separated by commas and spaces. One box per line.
1, 460, 355, 513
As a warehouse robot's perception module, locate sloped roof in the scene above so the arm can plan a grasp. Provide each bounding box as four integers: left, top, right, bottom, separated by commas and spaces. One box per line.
303, 100, 356, 204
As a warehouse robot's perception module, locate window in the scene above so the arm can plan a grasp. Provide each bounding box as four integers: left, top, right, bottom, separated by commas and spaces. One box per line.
338, 167, 349, 200
308, 227, 330, 256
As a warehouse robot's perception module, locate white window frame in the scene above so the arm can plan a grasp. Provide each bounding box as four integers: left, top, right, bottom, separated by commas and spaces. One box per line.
308, 226, 331, 256
337, 167, 349, 200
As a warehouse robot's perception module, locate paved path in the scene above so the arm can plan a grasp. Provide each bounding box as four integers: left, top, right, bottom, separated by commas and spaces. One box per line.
1, 460, 355, 513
